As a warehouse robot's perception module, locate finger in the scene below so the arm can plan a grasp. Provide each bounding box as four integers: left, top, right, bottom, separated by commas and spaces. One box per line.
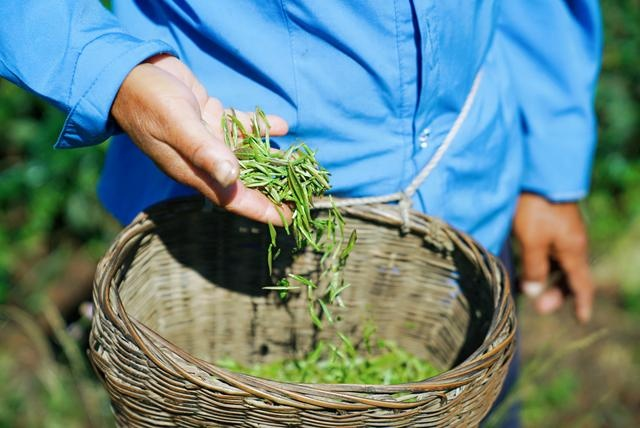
556, 239, 594, 323
143, 136, 292, 225
167, 100, 240, 187
187, 160, 293, 225
534, 287, 564, 315
263, 114, 289, 136
249, 113, 288, 137
201, 97, 225, 136
571, 265, 594, 323
520, 242, 550, 299
224, 109, 253, 134
521, 280, 545, 299
224, 108, 289, 137
211, 180, 293, 226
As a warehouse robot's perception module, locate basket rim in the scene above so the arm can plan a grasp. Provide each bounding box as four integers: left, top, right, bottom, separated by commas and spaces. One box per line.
91, 196, 516, 410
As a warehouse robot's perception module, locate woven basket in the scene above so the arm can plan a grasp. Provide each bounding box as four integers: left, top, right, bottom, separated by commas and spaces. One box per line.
89, 196, 516, 427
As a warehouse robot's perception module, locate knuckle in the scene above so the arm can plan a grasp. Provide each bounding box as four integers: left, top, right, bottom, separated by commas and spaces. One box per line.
203, 98, 224, 123
517, 231, 547, 248
563, 234, 589, 253
524, 266, 548, 281
171, 169, 195, 187
208, 97, 223, 112
189, 142, 208, 168
578, 279, 595, 293
573, 235, 589, 251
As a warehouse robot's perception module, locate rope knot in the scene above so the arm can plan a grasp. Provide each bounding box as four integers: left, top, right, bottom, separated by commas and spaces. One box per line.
398, 192, 413, 234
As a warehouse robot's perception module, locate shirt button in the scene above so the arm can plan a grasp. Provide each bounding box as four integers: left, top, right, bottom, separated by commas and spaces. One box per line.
419, 128, 431, 149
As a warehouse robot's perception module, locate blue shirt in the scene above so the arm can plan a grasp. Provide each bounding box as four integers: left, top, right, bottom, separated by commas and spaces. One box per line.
0, 1, 601, 254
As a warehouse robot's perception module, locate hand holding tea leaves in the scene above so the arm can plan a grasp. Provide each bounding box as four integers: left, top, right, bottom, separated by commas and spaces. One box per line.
111, 54, 291, 225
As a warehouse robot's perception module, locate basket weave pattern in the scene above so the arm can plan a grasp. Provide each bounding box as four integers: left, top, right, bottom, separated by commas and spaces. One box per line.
89, 197, 516, 427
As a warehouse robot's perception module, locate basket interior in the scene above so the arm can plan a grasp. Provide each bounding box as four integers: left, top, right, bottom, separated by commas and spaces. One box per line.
117, 205, 494, 373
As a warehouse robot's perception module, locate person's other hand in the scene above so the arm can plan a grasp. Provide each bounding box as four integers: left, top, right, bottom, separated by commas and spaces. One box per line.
513, 193, 594, 323
111, 54, 291, 225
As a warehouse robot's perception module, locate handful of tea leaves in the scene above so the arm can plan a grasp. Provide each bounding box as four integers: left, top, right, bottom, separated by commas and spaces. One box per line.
222, 108, 357, 328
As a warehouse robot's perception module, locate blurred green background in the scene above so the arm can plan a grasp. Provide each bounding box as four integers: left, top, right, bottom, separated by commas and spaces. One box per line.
1, 1, 639, 427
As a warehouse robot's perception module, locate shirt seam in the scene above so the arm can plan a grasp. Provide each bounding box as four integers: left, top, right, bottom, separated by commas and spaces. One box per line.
278, 0, 300, 135
392, 0, 411, 193
60, 40, 171, 146
67, 32, 123, 106
0, 56, 14, 79
62, 1, 75, 105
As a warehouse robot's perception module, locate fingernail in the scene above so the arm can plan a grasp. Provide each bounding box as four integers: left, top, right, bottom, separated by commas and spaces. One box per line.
215, 160, 238, 187
535, 290, 563, 314
522, 281, 545, 298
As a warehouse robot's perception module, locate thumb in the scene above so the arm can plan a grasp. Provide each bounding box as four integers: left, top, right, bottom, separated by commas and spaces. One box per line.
168, 100, 241, 187
520, 242, 550, 299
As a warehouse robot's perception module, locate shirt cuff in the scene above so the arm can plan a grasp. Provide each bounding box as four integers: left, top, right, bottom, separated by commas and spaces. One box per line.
54, 34, 177, 149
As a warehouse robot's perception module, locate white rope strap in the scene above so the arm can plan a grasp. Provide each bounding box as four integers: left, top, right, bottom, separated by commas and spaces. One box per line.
401, 69, 484, 201
314, 69, 484, 231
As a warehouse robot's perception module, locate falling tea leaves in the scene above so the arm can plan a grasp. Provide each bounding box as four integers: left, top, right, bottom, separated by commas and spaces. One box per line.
222, 108, 357, 329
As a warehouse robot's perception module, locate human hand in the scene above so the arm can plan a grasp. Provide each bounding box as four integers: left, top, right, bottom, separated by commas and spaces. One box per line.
111, 54, 291, 225
513, 193, 594, 323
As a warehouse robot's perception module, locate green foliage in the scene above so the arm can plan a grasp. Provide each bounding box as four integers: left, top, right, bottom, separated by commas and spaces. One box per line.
0, 82, 117, 306
587, 0, 640, 252
0, 306, 113, 428
521, 370, 580, 426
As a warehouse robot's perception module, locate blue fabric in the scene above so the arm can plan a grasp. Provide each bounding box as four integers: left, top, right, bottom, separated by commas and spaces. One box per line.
0, 1, 601, 254
499, 0, 602, 201
0, 1, 177, 148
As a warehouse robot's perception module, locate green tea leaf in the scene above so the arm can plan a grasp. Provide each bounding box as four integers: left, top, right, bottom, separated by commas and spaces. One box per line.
222, 107, 356, 331
340, 229, 357, 261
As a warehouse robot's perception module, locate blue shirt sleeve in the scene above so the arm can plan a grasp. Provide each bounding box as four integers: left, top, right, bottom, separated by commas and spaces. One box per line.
0, 1, 177, 148
498, 0, 602, 201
